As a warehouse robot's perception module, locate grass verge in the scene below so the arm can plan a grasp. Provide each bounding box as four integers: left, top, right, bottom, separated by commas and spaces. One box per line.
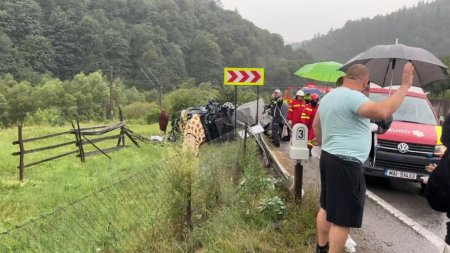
1, 126, 318, 252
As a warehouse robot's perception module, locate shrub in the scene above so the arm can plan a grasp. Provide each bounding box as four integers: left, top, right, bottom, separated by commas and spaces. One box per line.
256, 196, 286, 222
24, 108, 65, 126
123, 102, 160, 123
163, 88, 219, 115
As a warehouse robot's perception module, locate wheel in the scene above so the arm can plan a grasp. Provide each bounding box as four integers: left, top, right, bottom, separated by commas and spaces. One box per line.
419, 182, 426, 195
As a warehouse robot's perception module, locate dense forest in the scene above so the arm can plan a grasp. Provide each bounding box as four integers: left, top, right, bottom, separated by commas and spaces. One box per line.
300, 0, 450, 63
0, 0, 312, 88
0, 0, 315, 127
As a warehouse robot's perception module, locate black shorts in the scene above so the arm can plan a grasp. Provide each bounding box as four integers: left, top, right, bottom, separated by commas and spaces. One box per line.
319, 150, 366, 228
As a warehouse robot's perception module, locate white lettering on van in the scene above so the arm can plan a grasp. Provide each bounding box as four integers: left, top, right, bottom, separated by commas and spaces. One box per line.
387, 128, 425, 138
388, 129, 411, 134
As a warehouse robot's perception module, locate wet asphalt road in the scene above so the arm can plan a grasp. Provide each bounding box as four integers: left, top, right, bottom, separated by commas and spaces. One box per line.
366, 176, 447, 242
279, 142, 446, 252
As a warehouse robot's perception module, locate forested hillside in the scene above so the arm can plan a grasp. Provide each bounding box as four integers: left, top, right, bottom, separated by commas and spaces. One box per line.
0, 0, 312, 89
300, 0, 450, 63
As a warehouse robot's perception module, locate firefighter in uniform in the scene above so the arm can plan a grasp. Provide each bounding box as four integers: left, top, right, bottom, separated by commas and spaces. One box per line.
300, 93, 320, 142
287, 90, 306, 128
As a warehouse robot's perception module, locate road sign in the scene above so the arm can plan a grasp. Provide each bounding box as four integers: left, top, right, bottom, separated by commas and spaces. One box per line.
224, 68, 264, 86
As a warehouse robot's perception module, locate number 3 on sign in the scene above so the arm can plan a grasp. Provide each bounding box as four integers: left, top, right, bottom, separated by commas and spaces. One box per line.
297, 127, 305, 140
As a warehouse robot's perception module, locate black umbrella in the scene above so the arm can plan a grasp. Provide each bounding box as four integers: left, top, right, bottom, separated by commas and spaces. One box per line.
340, 44, 449, 87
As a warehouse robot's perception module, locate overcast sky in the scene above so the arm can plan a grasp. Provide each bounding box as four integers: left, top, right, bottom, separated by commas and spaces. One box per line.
220, 0, 428, 43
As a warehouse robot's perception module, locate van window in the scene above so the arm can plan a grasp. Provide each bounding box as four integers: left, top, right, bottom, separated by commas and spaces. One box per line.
369, 93, 438, 125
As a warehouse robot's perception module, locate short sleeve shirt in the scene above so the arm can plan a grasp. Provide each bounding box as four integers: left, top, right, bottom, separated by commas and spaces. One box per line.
319, 87, 371, 163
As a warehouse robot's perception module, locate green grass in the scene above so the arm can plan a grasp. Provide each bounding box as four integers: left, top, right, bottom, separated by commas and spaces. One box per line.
0, 123, 174, 231
178, 140, 318, 253
0, 125, 318, 252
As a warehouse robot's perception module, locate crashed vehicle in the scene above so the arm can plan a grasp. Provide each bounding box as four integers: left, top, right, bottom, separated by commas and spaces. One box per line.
169, 99, 269, 147
363, 86, 445, 185
169, 100, 236, 145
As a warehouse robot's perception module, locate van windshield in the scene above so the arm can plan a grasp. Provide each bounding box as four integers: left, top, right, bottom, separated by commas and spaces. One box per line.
369, 93, 438, 125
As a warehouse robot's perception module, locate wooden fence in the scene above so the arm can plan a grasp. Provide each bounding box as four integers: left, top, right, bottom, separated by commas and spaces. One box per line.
12, 111, 140, 181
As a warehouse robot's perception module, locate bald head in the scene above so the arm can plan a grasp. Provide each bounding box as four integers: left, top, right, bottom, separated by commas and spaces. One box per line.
345, 64, 369, 80
342, 64, 370, 92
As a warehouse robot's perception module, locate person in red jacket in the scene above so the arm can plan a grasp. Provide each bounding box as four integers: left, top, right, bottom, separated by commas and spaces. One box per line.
301, 93, 320, 141
158, 110, 169, 135
287, 90, 306, 128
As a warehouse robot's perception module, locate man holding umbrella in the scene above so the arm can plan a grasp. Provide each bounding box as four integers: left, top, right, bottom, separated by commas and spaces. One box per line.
312, 62, 415, 253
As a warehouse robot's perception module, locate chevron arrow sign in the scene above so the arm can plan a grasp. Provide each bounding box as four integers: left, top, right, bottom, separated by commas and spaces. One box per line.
224, 68, 264, 86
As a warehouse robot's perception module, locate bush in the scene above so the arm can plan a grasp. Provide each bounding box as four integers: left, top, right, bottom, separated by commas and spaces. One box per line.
123, 102, 160, 123
24, 108, 65, 126
163, 88, 219, 115
218, 87, 257, 105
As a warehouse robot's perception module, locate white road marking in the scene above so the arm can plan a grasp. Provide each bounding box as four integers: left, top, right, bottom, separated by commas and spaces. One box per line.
366, 189, 446, 252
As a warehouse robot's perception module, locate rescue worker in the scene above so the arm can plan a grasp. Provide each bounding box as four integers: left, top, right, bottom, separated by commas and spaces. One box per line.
270, 89, 287, 147
301, 93, 320, 141
304, 93, 311, 105
287, 90, 306, 128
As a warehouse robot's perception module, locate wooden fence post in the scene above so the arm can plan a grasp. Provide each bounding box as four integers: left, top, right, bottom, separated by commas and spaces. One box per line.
243, 123, 248, 154
118, 107, 125, 147
186, 170, 193, 230
18, 124, 25, 181
72, 121, 85, 163
77, 121, 85, 162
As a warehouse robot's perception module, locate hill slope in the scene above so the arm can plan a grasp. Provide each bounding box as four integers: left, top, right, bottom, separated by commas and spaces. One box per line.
300, 0, 450, 62
0, 0, 312, 89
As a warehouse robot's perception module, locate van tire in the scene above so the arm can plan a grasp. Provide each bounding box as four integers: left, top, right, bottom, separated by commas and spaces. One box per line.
419, 182, 426, 195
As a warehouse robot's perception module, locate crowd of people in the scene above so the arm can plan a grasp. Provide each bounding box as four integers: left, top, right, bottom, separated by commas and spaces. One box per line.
268, 88, 321, 147
269, 63, 449, 253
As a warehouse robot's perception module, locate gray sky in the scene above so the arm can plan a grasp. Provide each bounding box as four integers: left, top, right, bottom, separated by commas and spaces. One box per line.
220, 0, 428, 43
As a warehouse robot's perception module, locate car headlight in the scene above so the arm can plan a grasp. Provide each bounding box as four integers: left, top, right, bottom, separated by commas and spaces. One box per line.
434, 145, 447, 157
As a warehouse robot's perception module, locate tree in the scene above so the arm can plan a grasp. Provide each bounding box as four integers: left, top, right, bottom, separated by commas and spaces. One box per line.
103, 29, 130, 68
186, 33, 223, 85
0, 0, 42, 41
271, 67, 290, 85
6, 82, 35, 123
0, 93, 8, 126
45, 6, 79, 79
0, 32, 20, 75
0, 0, 314, 91
19, 35, 55, 73
73, 16, 107, 73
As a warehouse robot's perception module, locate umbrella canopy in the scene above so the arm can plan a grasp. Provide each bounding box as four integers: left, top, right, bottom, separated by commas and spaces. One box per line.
340, 44, 449, 86
294, 61, 345, 83
302, 88, 323, 96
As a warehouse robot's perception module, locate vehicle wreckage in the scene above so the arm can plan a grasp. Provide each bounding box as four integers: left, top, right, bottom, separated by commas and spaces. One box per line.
168, 99, 269, 152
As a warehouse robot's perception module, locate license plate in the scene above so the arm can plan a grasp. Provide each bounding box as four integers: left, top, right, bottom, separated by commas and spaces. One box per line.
384, 169, 417, 180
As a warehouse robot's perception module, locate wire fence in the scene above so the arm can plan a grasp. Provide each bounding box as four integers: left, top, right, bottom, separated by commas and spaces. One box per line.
0, 131, 245, 252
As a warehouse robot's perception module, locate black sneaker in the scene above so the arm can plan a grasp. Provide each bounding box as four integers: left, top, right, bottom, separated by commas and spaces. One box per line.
316, 243, 329, 253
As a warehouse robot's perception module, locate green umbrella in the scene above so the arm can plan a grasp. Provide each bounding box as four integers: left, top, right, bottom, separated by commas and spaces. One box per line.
294, 61, 345, 83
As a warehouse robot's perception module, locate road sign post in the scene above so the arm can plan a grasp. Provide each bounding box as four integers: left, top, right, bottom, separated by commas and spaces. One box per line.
256, 86, 260, 124
224, 68, 265, 128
